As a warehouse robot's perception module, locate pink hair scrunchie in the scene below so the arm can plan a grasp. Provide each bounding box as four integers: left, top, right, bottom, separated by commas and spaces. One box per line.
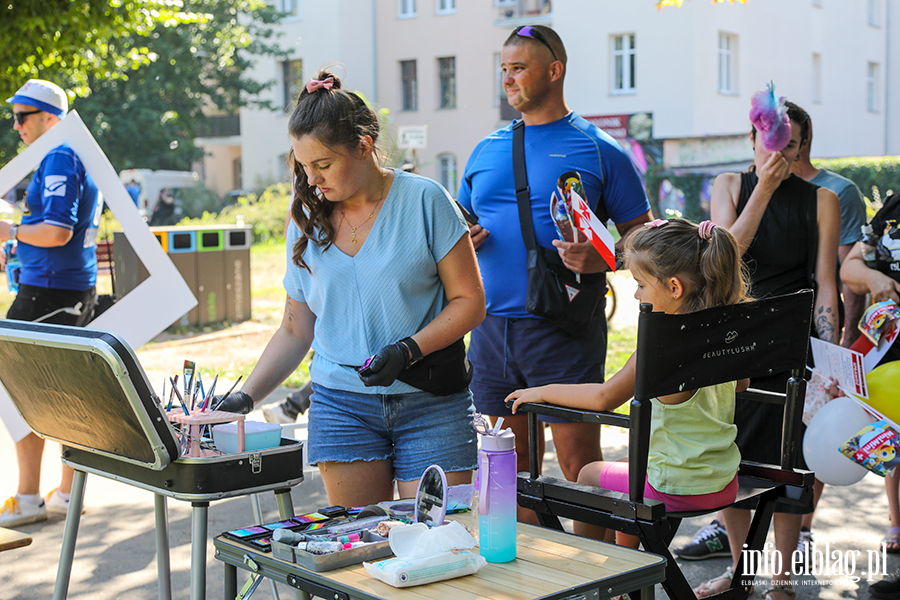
698, 220, 715, 241
644, 219, 669, 229
306, 77, 334, 94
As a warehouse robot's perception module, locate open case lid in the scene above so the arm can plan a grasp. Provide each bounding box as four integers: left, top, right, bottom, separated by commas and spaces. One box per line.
0, 320, 180, 470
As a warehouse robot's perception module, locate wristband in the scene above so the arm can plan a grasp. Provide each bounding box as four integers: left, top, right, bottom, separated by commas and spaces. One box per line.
399, 337, 423, 367
9, 224, 17, 241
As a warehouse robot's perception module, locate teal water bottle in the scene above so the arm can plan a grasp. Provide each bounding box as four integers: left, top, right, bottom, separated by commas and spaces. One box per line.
4, 241, 19, 295
478, 428, 517, 563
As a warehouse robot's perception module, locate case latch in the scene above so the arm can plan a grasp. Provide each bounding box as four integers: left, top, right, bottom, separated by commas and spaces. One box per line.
250, 452, 262, 474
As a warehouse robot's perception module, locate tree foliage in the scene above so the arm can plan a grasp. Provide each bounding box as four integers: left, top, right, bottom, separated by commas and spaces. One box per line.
0, 0, 286, 171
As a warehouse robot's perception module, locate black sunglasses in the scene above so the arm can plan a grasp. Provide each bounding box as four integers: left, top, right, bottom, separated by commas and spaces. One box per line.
13, 109, 42, 126
514, 25, 558, 62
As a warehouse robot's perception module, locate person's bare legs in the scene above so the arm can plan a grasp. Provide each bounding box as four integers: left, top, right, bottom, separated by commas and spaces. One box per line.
885, 471, 900, 551
799, 478, 824, 530
318, 459, 396, 507
60, 464, 74, 495
397, 469, 472, 500
16, 432, 44, 496
694, 507, 751, 597
550, 421, 610, 541
488, 413, 544, 524
768, 512, 802, 596
573, 461, 613, 541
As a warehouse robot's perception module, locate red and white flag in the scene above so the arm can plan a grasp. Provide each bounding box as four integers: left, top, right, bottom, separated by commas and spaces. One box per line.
569, 190, 617, 271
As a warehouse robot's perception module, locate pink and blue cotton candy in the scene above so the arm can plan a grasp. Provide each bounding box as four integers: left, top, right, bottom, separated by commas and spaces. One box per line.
749, 83, 791, 153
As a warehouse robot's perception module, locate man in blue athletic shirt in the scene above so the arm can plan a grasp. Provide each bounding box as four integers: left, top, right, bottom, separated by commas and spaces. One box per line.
0, 79, 102, 527
458, 25, 652, 531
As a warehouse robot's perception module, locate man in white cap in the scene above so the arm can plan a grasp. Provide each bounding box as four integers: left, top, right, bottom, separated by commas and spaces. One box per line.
0, 79, 102, 527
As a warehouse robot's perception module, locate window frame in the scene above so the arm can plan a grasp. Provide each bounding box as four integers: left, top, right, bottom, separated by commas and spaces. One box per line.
436, 0, 455, 15
718, 32, 737, 95
399, 0, 417, 18
282, 58, 303, 112
611, 34, 636, 94
811, 53, 822, 104
401, 59, 418, 112
867, 62, 880, 112
438, 154, 457, 197
280, 0, 301, 19
438, 56, 457, 109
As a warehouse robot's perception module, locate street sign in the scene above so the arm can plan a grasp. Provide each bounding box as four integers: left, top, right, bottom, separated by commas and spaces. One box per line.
398, 125, 428, 149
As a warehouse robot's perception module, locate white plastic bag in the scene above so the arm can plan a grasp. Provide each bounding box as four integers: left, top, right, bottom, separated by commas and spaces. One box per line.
363, 521, 487, 588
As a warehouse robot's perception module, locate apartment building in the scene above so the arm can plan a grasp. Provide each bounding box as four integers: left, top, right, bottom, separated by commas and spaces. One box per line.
198, 0, 898, 201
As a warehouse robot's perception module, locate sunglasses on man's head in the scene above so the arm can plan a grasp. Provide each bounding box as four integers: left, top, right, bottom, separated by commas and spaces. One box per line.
514, 25, 558, 62
13, 109, 42, 126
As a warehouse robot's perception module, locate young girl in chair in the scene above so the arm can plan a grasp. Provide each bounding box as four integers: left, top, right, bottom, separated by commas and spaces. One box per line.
508, 218, 750, 548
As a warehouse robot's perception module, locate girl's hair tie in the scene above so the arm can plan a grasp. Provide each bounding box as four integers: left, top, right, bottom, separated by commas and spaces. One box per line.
644, 219, 669, 229
306, 77, 334, 94
698, 220, 715, 241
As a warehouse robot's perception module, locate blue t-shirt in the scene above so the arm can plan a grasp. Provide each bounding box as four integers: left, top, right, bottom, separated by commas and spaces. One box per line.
810, 169, 866, 246
19, 143, 101, 290
284, 169, 467, 394
457, 113, 649, 318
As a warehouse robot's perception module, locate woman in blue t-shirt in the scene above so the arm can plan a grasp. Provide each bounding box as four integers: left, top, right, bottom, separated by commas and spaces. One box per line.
217, 70, 485, 507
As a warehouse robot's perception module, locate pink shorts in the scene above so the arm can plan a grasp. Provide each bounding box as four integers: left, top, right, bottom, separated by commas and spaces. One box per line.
598, 462, 739, 512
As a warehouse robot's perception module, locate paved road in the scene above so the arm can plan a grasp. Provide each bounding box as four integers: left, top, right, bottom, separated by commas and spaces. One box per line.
0, 272, 894, 599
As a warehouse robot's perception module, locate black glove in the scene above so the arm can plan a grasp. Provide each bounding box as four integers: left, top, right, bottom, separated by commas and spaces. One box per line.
358, 342, 410, 387
214, 391, 254, 414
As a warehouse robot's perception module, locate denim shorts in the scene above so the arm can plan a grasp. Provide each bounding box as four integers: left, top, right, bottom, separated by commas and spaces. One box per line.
468, 314, 606, 422
306, 383, 478, 482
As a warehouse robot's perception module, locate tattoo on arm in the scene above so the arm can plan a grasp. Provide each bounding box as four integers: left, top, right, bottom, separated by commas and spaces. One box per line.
285, 297, 293, 323
815, 306, 836, 343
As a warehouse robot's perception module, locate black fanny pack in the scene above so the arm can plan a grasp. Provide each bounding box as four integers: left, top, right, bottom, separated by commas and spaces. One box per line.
397, 338, 472, 396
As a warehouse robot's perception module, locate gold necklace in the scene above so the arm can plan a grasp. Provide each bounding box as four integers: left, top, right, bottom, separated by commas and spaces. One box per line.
339, 173, 388, 244
340, 205, 376, 244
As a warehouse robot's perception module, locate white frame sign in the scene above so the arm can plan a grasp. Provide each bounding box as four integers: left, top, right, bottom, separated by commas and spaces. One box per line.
0, 111, 197, 441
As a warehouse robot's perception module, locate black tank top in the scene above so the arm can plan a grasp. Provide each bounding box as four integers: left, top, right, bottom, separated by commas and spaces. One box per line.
736, 172, 818, 299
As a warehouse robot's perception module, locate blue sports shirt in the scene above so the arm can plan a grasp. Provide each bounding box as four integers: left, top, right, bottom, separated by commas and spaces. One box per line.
284, 169, 468, 394
19, 143, 101, 290
458, 113, 649, 318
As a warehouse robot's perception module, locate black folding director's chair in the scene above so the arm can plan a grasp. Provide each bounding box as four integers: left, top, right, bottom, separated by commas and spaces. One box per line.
510, 290, 817, 600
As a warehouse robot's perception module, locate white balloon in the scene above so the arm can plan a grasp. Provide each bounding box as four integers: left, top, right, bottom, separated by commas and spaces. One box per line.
802, 397, 872, 486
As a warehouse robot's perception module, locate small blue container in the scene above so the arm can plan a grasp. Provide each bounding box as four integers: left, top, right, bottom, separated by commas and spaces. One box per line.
212, 421, 282, 454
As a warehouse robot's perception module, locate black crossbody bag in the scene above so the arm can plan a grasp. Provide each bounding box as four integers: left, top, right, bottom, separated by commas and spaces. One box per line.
397, 338, 472, 396
513, 120, 607, 337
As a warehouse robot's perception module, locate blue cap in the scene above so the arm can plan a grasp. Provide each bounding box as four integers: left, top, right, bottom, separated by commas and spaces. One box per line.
6, 79, 68, 118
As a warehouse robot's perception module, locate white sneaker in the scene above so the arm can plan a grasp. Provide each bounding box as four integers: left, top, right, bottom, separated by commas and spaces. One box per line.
45, 487, 85, 516
0, 495, 48, 527
263, 402, 298, 424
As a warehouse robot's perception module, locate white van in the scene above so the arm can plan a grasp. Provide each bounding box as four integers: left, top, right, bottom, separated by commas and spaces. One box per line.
118, 169, 201, 216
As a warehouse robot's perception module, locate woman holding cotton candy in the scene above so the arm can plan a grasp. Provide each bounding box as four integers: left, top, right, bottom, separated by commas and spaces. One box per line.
694, 88, 840, 599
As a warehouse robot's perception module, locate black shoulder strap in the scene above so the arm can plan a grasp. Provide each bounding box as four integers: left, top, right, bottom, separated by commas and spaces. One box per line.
513, 120, 537, 251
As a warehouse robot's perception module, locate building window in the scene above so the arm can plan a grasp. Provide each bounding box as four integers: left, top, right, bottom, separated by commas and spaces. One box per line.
282, 59, 303, 111
399, 0, 416, 18
439, 154, 457, 197
280, 0, 301, 18
718, 32, 736, 94
869, 0, 881, 26
868, 62, 879, 112
437, 0, 455, 14
438, 57, 456, 109
401, 60, 418, 111
612, 34, 636, 93
811, 54, 821, 103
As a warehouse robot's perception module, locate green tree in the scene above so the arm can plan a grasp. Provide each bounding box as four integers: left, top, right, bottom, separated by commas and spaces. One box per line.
0, 0, 286, 171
